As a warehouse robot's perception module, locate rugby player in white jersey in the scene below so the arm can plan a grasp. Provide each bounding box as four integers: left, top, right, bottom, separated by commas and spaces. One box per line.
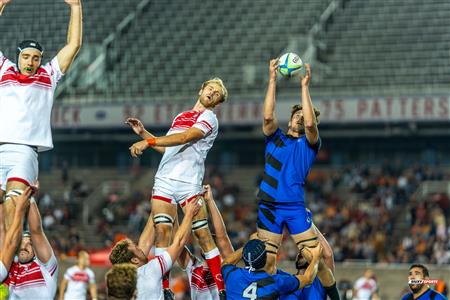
177, 184, 234, 300
3, 192, 58, 299
108, 199, 200, 300
0, 0, 82, 230
0, 188, 31, 282
59, 251, 97, 300
126, 77, 228, 298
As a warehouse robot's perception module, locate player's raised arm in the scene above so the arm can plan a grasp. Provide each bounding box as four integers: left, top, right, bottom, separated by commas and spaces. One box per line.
204, 184, 234, 258
56, 0, 82, 74
165, 200, 201, 263
125, 118, 165, 154
296, 244, 322, 289
299, 64, 319, 145
0, 0, 11, 16
0, 188, 31, 276
138, 213, 156, 256
262, 59, 279, 136
129, 127, 204, 158
28, 200, 53, 263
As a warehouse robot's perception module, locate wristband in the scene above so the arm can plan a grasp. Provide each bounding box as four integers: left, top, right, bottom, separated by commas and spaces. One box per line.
146, 138, 156, 146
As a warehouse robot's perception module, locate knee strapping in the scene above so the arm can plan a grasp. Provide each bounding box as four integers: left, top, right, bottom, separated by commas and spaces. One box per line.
264, 241, 279, 254
153, 213, 174, 226
192, 219, 208, 231
296, 236, 318, 248
5, 189, 24, 202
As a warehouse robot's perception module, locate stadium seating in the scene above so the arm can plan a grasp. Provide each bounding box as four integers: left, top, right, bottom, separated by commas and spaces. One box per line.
1, 0, 449, 101
316, 0, 450, 95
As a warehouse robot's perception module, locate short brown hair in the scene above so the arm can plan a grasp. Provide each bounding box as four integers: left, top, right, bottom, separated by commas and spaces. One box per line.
106, 263, 137, 300
290, 104, 321, 124
109, 240, 134, 265
409, 264, 429, 277
201, 78, 228, 103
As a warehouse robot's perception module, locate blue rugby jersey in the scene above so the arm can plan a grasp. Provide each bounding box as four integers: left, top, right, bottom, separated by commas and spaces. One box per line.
279, 272, 326, 300
401, 289, 447, 300
222, 264, 300, 300
257, 128, 320, 204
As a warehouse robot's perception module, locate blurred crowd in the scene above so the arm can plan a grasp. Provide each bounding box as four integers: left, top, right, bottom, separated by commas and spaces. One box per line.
37, 163, 449, 267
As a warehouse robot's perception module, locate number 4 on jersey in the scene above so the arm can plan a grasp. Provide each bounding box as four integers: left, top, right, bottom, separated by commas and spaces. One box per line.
243, 282, 257, 299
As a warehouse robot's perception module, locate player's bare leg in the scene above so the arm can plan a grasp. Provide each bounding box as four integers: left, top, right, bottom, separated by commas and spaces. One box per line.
183, 196, 226, 293
292, 226, 340, 300
315, 224, 335, 272
4, 180, 28, 231
256, 228, 283, 275
151, 197, 177, 251
151, 198, 177, 299
0, 190, 5, 249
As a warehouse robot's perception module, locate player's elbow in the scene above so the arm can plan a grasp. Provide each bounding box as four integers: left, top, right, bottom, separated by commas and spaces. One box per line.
263, 116, 275, 124
304, 120, 316, 129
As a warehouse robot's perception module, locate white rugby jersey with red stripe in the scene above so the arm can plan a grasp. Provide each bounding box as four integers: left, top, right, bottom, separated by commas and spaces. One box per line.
155, 109, 218, 185
185, 257, 219, 300
0, 51, 63, 152
4, 254, 58, 300
63, 265, 95, 300
136, 251, 172, 300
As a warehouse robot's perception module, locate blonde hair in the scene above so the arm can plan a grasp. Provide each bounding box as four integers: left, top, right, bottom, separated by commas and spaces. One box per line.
201, 77, 228, 103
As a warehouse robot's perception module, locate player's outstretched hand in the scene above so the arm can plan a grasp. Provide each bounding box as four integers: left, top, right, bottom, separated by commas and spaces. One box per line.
129, 140, 149, 157
269, 59, 279, 81
184, 198, 201, 218
300, 63, 311, 87
64, 0, 81, 6
12, 186, 32, 211
301, 243, 322, 262
0, 0, 12, 5
203, 185, 213, 202
125, 118, 145, 136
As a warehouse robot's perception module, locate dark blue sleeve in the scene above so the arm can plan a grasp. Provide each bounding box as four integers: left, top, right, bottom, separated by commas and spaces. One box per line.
296, 137, 319, 177
306, 136, 321, 153
275, 273, 300, 295
400, 292, 413, 300
435, 292, 448, 300
221, 264, 237, 284
264, 128, 282, 144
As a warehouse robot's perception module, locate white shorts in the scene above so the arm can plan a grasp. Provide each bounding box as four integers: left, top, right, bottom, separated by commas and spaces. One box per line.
0, 144, 38, 191
153, 176, 204, 207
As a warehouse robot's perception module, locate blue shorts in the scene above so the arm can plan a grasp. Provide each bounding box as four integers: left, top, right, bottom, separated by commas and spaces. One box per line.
257, 202, 312, 235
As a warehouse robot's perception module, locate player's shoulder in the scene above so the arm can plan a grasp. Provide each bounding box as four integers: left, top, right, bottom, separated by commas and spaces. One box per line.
200, 109, 218, 121
65, 265, 77, 273
400, 292, 413, 300
431, 289, 448, 300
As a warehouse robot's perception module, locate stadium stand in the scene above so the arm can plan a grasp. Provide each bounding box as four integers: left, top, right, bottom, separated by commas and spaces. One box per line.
316, 0, 450, 96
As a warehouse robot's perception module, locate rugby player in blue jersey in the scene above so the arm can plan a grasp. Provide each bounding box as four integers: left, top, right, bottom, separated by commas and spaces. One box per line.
222, 238, 322, 300
256, 60, 339, 299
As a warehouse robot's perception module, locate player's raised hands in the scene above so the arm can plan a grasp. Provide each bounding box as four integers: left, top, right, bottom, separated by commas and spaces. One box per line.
64, 0, 81, 6
12, 186, 32, 211
300, 63, 311, 87
301, 243, 323, 262
203, 184, 213, 202
184, 198, 201, 218
125, 118, 145, 136
129, 140, 149, 157
0, 0, 12, 4
269, 59, 279, 81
